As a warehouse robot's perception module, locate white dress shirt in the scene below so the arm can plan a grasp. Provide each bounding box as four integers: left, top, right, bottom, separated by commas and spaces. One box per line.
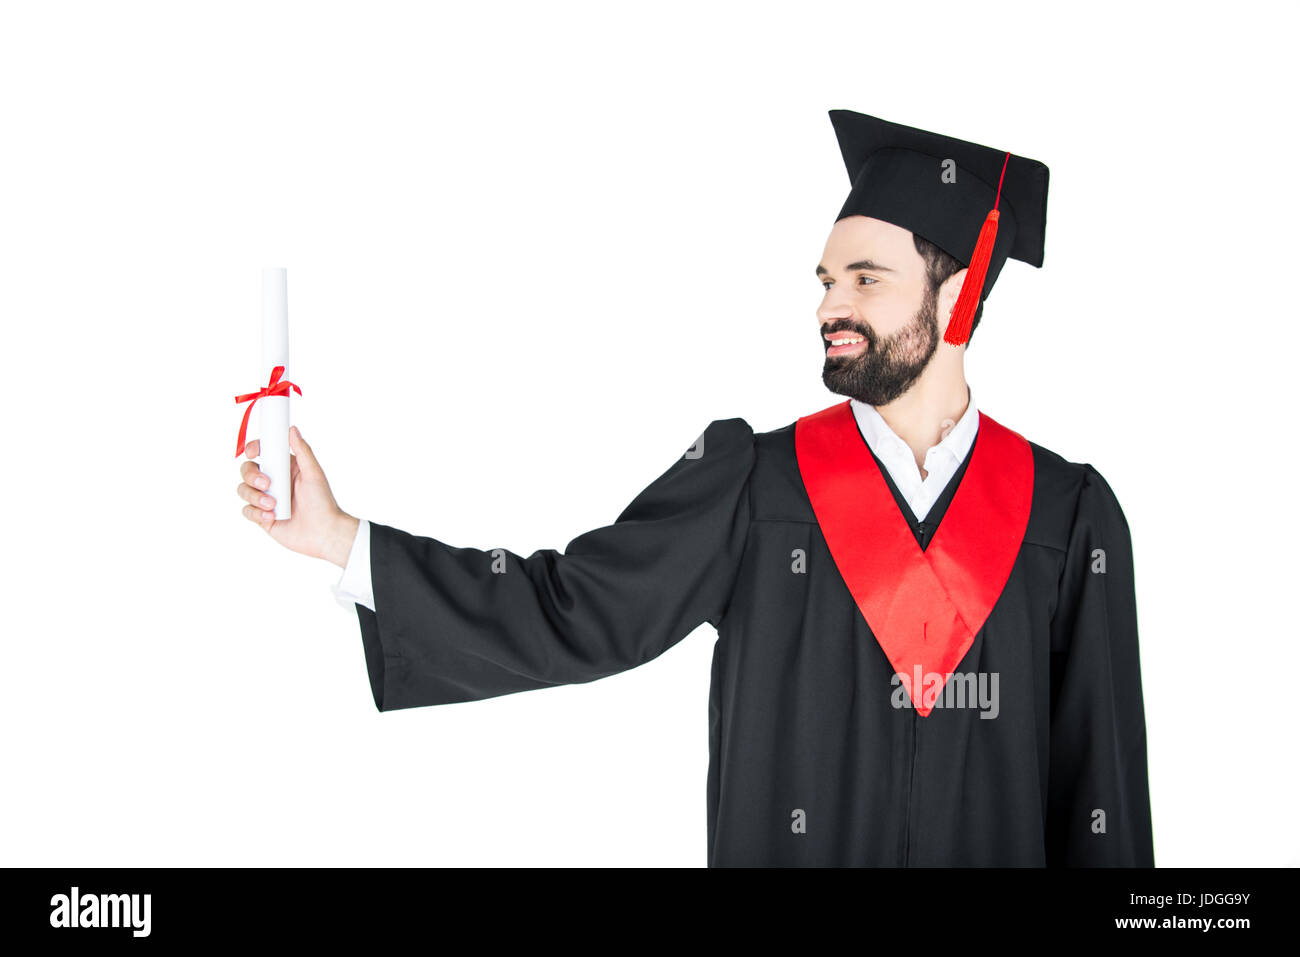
849, 386, 979, 523
332, 389, 979, 614
333, 516, 375, 612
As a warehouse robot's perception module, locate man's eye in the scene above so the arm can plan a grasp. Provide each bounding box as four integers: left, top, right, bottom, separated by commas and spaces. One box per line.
821, 276, 878, 291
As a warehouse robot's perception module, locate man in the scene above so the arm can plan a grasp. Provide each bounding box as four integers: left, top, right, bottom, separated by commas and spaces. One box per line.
236, 110, 1154, 867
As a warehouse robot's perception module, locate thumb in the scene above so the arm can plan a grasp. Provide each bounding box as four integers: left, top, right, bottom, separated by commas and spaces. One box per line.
289, 426, 324, 480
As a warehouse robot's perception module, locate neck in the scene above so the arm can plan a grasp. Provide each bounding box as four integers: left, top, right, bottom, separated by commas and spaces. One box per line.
873, 350, 970, 475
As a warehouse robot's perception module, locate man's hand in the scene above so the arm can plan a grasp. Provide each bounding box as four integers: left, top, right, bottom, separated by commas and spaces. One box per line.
237, 426, 360, 568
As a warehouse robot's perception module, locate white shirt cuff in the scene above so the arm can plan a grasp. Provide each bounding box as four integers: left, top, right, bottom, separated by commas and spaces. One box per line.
332, 517, 375, 612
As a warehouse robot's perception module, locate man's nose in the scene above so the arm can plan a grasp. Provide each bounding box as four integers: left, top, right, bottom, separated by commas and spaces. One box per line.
818, 283, 858, 317
817, 299, 855, 325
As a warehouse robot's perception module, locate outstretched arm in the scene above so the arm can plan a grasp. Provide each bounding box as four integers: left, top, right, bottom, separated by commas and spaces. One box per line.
236, 418, 757, 711
354, 418, 756, 710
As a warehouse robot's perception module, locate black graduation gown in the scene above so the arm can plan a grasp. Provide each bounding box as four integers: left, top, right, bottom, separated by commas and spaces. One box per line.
352, 414, 1154, 867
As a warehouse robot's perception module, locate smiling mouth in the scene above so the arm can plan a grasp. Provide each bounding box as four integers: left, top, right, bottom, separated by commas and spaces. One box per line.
824, 332, 869, 358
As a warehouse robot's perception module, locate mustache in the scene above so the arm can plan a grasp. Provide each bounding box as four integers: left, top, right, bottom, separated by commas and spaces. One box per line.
820, 318, 876, 353
820, 318, 873, 339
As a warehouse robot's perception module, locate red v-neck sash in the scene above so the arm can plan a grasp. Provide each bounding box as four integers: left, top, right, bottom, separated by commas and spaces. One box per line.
794, 400, 1034, 716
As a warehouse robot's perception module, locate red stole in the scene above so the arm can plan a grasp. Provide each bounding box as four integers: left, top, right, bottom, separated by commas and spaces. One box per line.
794, 400, 1033, 716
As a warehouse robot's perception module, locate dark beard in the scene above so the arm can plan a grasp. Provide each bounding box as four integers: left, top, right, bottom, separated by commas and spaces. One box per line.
821, 284, 940, 406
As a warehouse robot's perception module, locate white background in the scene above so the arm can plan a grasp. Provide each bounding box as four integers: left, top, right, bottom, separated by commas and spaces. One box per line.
1, 0, 1296, 867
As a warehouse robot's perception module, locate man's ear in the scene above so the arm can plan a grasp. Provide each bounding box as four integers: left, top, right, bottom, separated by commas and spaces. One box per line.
936, 268, 966, 339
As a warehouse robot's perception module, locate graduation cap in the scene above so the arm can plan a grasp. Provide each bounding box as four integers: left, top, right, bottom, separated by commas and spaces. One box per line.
829, 109, 1049, 345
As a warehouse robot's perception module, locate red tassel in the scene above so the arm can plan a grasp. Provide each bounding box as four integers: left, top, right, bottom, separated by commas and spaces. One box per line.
943, 150, 1010, 347
943, 209, 999, 345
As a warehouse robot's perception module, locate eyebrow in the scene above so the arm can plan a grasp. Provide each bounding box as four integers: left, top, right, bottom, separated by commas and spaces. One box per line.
816, 259, 897, 278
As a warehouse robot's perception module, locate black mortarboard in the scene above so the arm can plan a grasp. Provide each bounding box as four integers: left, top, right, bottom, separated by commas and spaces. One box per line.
828, 109, 1049, 344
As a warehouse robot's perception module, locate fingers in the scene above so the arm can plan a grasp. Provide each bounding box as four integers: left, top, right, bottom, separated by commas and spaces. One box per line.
243, 438, 260, 459
240, 459, 271, 490
241, 504, 275, 530
288, 426, 323, 480
238, 451, 275, 519
237, 480, 276, 511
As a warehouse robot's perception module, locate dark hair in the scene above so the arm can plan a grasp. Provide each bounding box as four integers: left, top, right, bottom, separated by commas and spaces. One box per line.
912, 233, 983, 342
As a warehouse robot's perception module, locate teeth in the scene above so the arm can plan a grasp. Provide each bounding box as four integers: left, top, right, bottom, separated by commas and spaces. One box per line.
831, 337, 864, 346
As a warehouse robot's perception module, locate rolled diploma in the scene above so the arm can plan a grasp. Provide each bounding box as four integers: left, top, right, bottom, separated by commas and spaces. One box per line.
260, 267, 292, 521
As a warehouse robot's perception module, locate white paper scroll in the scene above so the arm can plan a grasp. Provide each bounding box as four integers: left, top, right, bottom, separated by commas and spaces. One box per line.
260, 267, 292, 520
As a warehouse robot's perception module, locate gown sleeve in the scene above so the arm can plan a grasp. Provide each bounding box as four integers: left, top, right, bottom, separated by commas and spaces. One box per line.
353, 418, 755, 711
1046, 464, 1155, 866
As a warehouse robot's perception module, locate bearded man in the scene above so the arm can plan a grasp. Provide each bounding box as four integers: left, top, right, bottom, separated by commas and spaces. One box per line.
236, 110, 1153, 867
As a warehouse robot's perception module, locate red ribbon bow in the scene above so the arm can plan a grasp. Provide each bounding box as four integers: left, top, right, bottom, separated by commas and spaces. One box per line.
234, 365, 302, 457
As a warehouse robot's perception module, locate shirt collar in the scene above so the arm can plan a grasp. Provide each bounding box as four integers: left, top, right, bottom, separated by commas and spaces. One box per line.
849, 386, 979, 467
